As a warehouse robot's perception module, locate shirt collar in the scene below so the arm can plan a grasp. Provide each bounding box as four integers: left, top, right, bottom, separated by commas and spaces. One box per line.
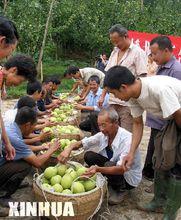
159, 56, 176, 69
113, 41, 134, 52
90, 87, 102, 97
111, 127, 122, 149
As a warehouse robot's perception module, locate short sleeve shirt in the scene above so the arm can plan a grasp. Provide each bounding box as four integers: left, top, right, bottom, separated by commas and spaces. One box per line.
0, 122, 33, 166
146, 56, 181, 130
86, 87, 109, 111
80, 68, 105, 87
128, 76, 181, 119
105, 42, 148, 105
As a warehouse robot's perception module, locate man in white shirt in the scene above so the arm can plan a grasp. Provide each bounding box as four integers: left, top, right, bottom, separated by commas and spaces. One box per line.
65, 66, 105, 100
103, 65, 181, 219
58, 107, 142, 205
99, 24, 148, 133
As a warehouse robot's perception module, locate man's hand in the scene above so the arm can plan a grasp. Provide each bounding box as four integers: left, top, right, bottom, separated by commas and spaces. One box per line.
122, 153, 134, 171
57, 148, 72, 164
49, 140, 60, 153
98, 96, 104, 107
82, 165, 97, 178
40, 131, 51, 141
45, 120, 57, 127
41, 143, 50, 151
74, 104, 84, 110
5, 143, 16, 160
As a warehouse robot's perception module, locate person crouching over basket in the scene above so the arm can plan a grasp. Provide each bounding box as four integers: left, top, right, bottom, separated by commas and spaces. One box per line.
58, 107, 142, 205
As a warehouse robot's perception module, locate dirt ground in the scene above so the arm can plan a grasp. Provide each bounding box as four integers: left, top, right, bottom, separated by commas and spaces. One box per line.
0, 99, 181, 220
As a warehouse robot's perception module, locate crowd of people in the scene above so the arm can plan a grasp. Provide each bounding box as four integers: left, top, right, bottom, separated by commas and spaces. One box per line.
0, 16, 180, 219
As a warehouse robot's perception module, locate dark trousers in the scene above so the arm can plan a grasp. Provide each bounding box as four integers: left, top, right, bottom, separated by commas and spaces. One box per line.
79, 112, 100, 135
143, 128, 159, 179
0, 160, 31, 197
84, 151, 134, 191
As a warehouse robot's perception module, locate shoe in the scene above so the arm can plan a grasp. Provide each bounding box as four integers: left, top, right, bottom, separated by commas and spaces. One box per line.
163, 175, 181, 220
0, 206, 9, 217
0, 195, 12, 208
0, 195, 21, 209
108, 187, 129, 205
137, 170, 169, 213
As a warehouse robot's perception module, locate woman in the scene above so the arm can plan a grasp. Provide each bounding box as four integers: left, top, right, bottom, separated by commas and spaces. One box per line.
0, 17, 37, 162
0, 16, 19, 162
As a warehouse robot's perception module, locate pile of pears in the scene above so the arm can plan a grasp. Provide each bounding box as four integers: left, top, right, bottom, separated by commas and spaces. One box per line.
41, 164, 96, 195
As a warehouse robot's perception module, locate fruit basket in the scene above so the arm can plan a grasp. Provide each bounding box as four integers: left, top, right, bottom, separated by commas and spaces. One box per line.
43, 125, 84, 141
53, 125, 84, 140
33, 161, 107, 220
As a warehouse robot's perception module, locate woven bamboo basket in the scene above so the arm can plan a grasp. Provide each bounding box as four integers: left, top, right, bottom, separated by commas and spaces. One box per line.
54, 117, 80, 127
54, 130, 84, 141
33, 162, 107, 220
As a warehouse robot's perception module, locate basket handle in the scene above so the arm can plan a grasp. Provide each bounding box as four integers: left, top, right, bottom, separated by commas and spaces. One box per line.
72, 175, 96, 184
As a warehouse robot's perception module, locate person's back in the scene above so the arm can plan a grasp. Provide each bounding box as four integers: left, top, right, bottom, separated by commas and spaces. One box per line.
81, 67, 105, 86
4, 96, 36, 124
128, 75, 181, 119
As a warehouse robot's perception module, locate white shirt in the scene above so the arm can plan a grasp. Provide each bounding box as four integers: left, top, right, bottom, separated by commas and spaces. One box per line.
127, 76, 181, 119
105, 42, 148, 105
82, 127, 142, 187
3, 109, 17, 124
80, 67, 105, 87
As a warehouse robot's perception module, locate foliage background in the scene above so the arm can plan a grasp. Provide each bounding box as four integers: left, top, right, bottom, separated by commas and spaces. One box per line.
0, 0, 180, 97
0, 0, 180, 60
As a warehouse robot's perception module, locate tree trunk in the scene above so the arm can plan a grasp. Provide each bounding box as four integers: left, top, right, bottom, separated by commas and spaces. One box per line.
37, 0, 55, 76
3, 0, 8, 13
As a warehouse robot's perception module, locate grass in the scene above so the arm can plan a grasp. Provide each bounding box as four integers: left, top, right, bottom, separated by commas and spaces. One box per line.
7, 58, 90, 99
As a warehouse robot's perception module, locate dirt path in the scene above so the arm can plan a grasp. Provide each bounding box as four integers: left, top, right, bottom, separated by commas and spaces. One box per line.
1, 100, 180, 220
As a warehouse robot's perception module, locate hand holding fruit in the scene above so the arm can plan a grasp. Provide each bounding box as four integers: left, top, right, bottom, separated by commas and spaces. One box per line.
45, 120, 57, 127
40, 131, 51, 141
50, 140, 60, 153
98, 96, 104, 107
74, 103, 84, 110
57, 148, 72, 164
82, 165, 97, 178
41, 144, 50, 151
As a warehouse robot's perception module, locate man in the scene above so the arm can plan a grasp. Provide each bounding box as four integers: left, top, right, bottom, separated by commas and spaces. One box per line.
42, 78, 59, 109
143, 36, 181, 180
104, 65, 181, 219
0, 54, 37, 165
95, 53, 108, 72
58, 107, 142, 205
3, 96, 37, 124
75, 75, 109, 112
99, 24, 148, 132
76, 75, 109, 134
4, 96, 51, 146
0, 107, 59, 207
50, 76, 61, 99
65, 66, 105, 100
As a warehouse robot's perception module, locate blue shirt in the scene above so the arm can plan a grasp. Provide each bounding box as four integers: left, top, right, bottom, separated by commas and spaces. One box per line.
146, 57, 181, 130
86, 87, 109, 111
0, 122, 33, 166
